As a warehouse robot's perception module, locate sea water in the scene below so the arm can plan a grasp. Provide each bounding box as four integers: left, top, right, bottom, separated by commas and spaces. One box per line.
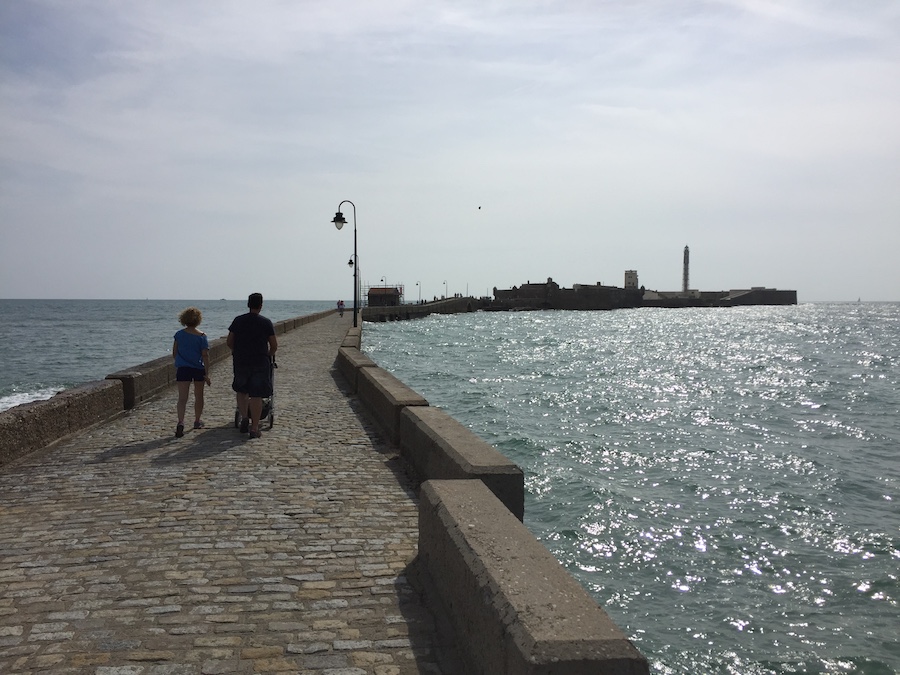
0, 299, 334, 412
361, 303, 899, 674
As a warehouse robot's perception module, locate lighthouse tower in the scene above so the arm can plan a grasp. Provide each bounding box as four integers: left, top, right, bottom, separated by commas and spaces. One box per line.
682, 245, 690, 295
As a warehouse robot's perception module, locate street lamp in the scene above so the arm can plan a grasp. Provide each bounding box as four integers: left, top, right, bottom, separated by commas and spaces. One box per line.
416, 281, 421, 303
332, 201, 358, 328
444, 280, 448, 298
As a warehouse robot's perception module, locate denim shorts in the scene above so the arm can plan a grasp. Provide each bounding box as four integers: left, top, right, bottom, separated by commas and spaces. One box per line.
232, 364, 273, 398
176, 367, 206, 382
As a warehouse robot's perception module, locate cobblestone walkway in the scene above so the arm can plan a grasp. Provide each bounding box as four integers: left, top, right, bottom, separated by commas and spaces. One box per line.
0, 313, 456, 674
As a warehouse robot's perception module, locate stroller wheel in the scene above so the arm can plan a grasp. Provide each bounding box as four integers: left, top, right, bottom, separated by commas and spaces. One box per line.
234, 409, 241, 428
269, 412, 275, 429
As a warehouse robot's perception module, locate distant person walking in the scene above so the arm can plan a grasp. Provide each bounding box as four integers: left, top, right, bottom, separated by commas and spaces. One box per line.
172, 306, 211, 438
337, 299, 345, 317
227, 293, 277, 439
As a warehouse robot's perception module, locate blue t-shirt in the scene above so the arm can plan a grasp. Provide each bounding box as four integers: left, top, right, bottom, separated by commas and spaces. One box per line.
174, 329, 209, 369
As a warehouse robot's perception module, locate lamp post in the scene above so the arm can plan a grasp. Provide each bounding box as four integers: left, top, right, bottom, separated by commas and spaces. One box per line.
444, 280, 448, 298
416, 281, 421, 304
331, 201, 358, 328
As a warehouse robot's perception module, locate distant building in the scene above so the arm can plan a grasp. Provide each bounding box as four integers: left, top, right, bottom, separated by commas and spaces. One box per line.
624, 270, 639, 290
367, 286, 401, 307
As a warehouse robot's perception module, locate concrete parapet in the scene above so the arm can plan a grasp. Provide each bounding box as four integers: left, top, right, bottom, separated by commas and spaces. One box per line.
336, 347, 377, 394
106, 334, 233, 411
400, 406, 524, 520
106, 355, 174, 410
418, 479, 650, 675
342, 327, 362, 349
208, 336, 231, 365
0, 379, 123, 467
298, 309, 336, 326
356, 366, 428, 445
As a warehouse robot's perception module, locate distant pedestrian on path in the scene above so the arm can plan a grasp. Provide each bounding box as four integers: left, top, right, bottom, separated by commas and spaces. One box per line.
227, 293, 277, 439
172, 306, 211, 438
337, 299, 345, 317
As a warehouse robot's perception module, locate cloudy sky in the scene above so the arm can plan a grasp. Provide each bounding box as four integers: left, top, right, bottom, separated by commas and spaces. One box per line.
2, 1, 898, 302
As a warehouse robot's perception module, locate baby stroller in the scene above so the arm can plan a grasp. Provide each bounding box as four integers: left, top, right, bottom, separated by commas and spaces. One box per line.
233, 357, 277, 430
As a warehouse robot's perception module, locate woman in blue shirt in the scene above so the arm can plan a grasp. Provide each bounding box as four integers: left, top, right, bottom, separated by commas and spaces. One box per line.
172, 306, 211, 437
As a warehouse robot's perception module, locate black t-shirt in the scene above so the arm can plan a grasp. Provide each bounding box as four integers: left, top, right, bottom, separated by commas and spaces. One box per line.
228, 312, 275, 367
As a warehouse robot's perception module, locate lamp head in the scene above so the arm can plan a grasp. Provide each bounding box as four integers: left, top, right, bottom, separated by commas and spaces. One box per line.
348, 258, 354, 268
332, 211, 347, 230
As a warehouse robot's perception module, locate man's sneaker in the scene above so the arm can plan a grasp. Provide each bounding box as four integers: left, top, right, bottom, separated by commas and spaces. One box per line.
175, 424, 184, 438
239, 418, 249, 433
193, 420, 205, 429
248, 430, 262, 439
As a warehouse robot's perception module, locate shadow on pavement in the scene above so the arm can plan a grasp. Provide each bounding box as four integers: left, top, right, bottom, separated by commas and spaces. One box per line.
150, 427, 244, 465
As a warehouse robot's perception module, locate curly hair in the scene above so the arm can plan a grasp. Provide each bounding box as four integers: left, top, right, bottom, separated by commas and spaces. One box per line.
178, 306, 203, 327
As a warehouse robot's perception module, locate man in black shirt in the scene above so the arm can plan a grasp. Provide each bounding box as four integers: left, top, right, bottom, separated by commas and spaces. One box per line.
227, 292, 277, 439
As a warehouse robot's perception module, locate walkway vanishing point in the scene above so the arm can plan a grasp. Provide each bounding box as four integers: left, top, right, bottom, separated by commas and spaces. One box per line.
0, 313, 460, 674
0, 310, 649, 675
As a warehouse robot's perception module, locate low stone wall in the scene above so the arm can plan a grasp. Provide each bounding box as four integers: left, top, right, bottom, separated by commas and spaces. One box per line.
0, 379, 123, 467
105, 335, 234, 410
106, 354, 177, 411
356, 366, 429, 445
275, 309, 335, 333
345, 347, 524, 518
341, 327, 362, 349
362, 297, 486, 323
103, 310, 335, 411
419, 480, 649, 675
341, 336, 648, 673
0, 309, 335, 467
400, 406, 524, 521
336, 346, 376, 394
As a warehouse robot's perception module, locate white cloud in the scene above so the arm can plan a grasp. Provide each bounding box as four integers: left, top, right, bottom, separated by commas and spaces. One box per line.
1, 0, 898, 301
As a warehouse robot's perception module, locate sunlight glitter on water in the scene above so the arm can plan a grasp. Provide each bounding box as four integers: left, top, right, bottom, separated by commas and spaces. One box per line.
364, 303, 900, 673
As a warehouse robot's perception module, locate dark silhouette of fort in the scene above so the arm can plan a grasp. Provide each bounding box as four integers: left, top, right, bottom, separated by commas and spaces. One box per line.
491, 246, 796, 310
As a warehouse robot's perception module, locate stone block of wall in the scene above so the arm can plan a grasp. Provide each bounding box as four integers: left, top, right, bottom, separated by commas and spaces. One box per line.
342, 327, 362, 349
356, 366, 428, 445
106, 354, 174, 410
400, 406, 524, 520
418, 479, 649, 675
0, 379, 123, 467
336, 347, 376, 394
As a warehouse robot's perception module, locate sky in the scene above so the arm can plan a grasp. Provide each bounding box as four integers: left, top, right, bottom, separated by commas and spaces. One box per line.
1, 1, 898, 302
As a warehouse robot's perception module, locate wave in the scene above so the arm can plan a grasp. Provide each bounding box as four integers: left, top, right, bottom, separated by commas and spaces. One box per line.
0, 387, 65, 413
